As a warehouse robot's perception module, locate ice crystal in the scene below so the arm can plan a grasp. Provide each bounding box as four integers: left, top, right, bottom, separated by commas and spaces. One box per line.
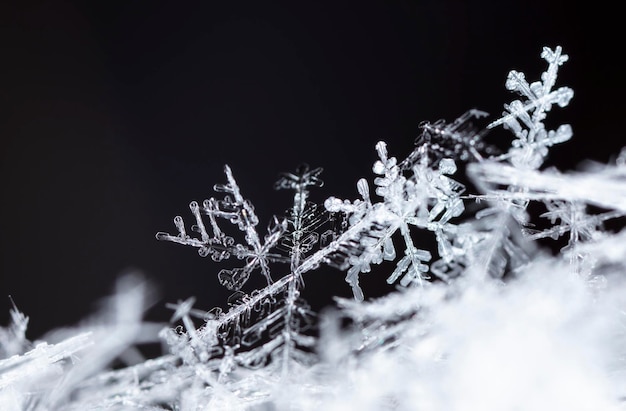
156, 165, 290, 290
0, 298, 29, 359
3, 46, 626, 410
487, 46, 573, 169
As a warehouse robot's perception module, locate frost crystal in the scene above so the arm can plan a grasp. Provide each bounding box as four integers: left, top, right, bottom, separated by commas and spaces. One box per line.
157, 165, 290, 290
3, 46, 626, 410
488, 46, 573, 169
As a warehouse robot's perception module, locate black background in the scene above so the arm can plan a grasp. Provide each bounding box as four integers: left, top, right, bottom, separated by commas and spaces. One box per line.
1, 1, 623, 339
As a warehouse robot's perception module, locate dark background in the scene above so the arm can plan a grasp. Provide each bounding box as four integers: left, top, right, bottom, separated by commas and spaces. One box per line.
1, 1, 623, 339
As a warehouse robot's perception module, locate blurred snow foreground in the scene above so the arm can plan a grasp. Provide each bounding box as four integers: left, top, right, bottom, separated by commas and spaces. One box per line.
2, 46, 626, 410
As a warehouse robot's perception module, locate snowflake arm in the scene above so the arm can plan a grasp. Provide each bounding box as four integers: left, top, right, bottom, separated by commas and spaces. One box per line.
488, 46, 573, 169
386, 235, 432, 287
274, 163, 327, 269
157, 165, 289, 290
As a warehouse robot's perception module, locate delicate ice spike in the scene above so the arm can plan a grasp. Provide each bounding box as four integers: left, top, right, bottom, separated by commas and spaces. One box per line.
346, 265, 365, 302
0, 296, 29, 358
174, 215, 187, 238
505, 70, 532, 98
190, 201, 209, 243
373, 141, 389, 175
223, 165, 259, 227
540, 45, 569, 92
356, 179, 371, 205
203, 198, 224, 239
487, 87, 573, 130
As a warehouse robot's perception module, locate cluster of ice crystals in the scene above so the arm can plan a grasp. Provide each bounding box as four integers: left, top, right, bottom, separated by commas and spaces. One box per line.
2, 46, 626, 410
